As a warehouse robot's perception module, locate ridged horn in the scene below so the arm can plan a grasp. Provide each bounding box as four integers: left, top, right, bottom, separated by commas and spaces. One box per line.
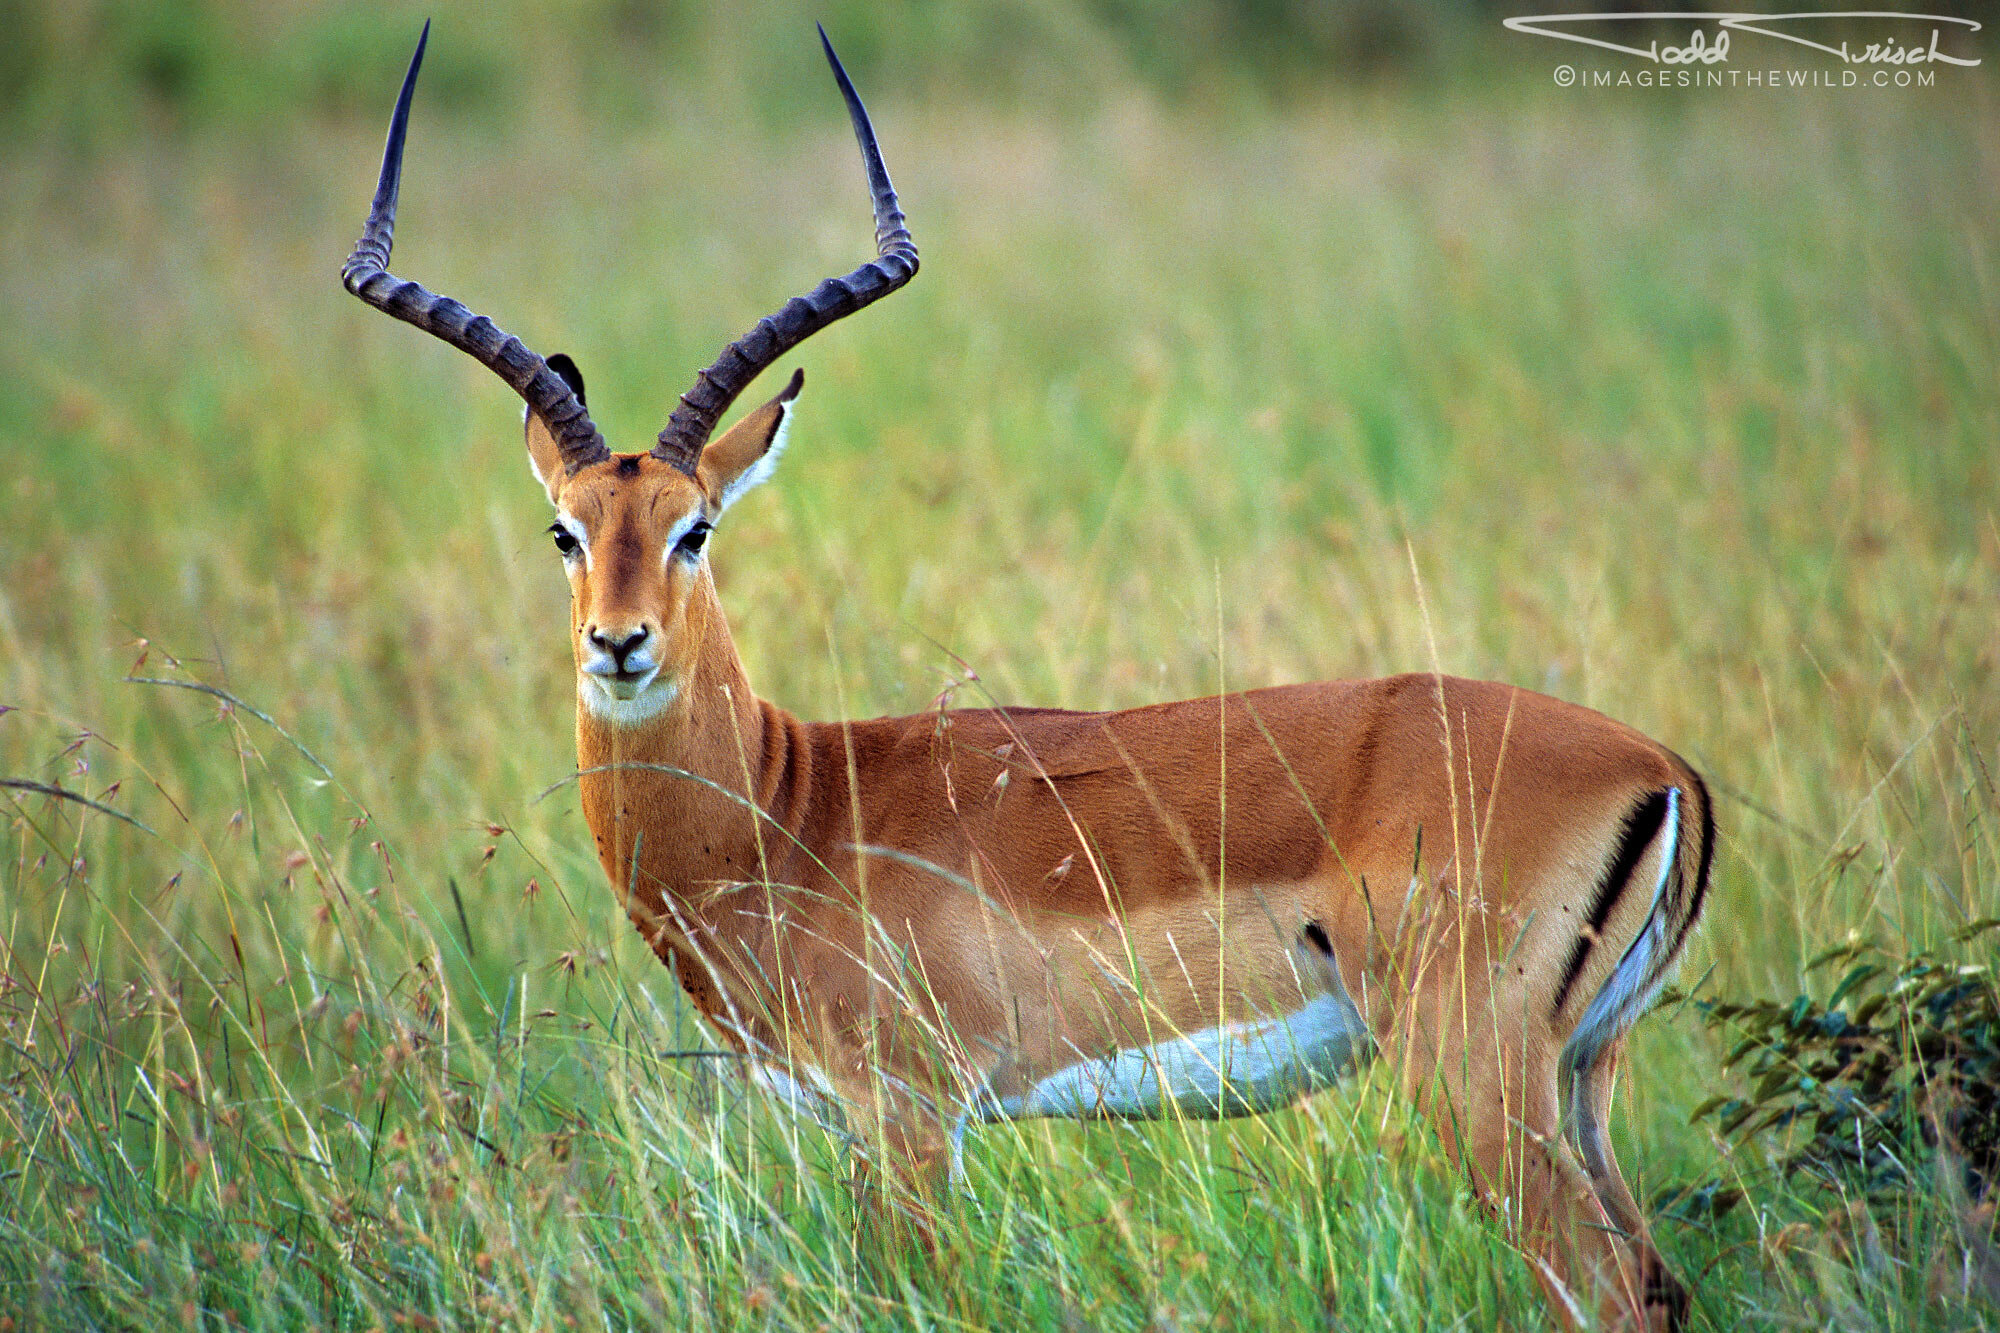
341, 22, 610, 473
652, 24, 918, 475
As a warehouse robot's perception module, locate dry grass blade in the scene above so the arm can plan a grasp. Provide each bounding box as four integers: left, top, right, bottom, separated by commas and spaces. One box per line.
1, 776, 157, 835
123, 675, 338, 785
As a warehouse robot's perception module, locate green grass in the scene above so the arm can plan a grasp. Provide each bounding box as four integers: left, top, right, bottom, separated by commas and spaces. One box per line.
2, 4, 1997, 1327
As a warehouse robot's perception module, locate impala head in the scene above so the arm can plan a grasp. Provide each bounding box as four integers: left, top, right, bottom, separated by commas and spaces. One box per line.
525, 360, 802, 723
341, 21, 916, 726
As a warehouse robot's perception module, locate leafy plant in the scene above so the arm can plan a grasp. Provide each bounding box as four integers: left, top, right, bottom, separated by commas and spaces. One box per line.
1665, 920, 2000, 1212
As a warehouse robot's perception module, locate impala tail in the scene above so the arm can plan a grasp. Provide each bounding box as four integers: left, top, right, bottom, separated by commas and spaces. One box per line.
1558, 770, 1715, 1074
1544, 768, 1713, 1326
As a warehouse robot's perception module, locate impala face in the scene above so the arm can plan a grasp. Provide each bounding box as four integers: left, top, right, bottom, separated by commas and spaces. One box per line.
522, 359, 800, 727
549, 456, 707, 723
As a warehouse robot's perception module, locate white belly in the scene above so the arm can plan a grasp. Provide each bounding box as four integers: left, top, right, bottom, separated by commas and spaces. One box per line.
950, 984, 1374, 1177
981, 992, 1373, 1123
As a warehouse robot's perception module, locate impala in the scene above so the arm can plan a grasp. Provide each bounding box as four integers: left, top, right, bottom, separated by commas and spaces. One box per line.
343, 25, 1712, 1330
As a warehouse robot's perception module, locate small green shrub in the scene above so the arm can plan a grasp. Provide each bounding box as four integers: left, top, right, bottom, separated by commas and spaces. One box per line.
1664, 920, 2000, 1214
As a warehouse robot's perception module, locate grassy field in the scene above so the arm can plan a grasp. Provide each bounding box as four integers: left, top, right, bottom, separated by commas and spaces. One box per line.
2, 2, 1997, 1328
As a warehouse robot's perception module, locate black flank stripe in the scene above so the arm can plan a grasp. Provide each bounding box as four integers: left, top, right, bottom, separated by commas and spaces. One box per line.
1665, 768, 1716, 963
1552, 789, 1671, 1015
1691, 771, 1716, 922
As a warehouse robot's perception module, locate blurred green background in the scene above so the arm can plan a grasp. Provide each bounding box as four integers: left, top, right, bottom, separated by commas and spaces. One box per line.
1, 1, 1995, 1328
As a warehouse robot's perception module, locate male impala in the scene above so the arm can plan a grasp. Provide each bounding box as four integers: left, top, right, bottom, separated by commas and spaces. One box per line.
344, 25, 1712, 1330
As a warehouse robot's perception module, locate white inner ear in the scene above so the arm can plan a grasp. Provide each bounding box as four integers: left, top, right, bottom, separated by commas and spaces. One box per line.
717, 402, 792, 516
524, 404, 558, 503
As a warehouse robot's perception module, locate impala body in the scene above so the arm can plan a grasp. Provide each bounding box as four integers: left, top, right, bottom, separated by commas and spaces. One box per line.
344, 26, 1711, 1331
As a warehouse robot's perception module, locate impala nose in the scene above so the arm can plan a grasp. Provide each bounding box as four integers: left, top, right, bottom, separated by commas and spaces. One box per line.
587, 625, 651, 672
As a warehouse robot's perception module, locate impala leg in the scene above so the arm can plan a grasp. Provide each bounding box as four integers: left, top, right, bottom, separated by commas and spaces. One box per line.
1570, 1041, 1688, 1326
1393, 986, 1658, 1331
876, 1115, 963, 1254
812, 1070, 954, 1248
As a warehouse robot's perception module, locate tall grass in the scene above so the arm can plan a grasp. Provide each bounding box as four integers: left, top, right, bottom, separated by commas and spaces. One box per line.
2, 4, 1996, 1327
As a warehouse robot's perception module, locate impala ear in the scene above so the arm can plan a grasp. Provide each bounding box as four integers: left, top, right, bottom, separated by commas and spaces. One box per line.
698, 368, 803, 515
524, 354, 589, 505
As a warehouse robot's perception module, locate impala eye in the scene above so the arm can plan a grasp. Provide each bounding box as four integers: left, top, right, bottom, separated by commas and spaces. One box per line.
677, 521, 711, 560
548, 523, 580, 558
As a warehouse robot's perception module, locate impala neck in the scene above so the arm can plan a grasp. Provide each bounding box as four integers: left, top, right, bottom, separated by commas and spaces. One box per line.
572, 573, 809, 920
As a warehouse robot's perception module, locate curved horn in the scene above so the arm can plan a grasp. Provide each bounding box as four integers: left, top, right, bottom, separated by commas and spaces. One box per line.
653, 25, 918, 475
341, 22, 609, 473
